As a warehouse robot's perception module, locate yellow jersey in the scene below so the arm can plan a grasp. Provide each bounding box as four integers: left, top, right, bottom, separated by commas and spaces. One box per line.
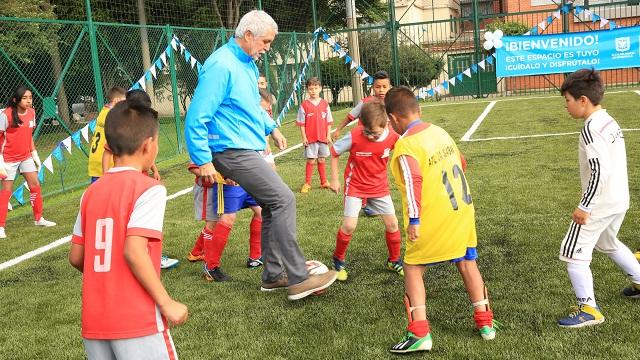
87, 105, 114, 177
391, 122, 477, 265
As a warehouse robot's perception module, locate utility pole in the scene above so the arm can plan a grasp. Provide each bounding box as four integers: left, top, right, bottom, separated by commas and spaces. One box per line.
137, 0, 154, 96
346, 0, 364, 104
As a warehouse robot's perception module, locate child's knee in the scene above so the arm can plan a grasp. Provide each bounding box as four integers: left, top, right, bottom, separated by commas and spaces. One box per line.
383, 216, 399, 232
340, 220, 357, 234
218, 213, 237, 226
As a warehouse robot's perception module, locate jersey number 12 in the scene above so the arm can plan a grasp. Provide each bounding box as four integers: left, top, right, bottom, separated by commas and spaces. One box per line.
442, 164, 472, 210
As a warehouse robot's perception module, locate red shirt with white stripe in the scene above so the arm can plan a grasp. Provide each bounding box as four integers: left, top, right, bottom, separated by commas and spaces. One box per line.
72, 167, 167, 339
0, 107, 36, 162
347, 96, 376, 122
296, 99, 333, 143
331, 125, 399, 198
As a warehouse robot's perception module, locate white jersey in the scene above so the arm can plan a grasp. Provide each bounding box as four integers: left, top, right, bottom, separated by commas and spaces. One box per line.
577, 109, 629, 218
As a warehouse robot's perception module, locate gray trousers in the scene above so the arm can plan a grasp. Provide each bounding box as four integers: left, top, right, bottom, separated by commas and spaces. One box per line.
213, 150, 308, 285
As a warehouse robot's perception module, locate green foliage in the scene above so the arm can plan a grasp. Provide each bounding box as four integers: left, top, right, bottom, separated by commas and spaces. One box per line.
320, 57, 351, 106
0, 0, 57, 62
485, 19, 530, 36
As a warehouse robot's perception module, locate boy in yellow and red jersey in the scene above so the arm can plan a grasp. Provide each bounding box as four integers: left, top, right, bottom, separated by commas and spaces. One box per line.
385, 86, 495, 353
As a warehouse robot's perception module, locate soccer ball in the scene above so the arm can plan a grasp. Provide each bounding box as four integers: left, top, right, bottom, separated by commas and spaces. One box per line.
306, 260, 329, 275
306, 260, 329, 296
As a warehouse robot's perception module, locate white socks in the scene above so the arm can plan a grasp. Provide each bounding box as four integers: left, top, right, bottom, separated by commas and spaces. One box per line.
607, 246, 640, 284
567, 262, 597, 307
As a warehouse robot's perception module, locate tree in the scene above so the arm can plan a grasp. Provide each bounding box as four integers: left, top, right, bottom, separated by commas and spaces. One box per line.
485, 19, 529, 36
320, 57, 351, 106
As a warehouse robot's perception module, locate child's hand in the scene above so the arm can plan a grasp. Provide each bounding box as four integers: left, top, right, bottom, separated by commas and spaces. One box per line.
407, 224, 420, 242
302, 135, 309, 146
330, 179, 340, 194
572, 208, 590, 225
331, 129, 341, 141
160, 299, 188, 327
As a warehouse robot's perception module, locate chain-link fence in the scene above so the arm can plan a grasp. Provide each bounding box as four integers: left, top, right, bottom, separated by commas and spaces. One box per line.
1, 0, 639, 202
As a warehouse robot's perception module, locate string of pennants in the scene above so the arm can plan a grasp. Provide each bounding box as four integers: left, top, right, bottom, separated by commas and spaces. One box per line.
417, 0, 620, 100
12, 36, 203, 205
275, 27, 376, 125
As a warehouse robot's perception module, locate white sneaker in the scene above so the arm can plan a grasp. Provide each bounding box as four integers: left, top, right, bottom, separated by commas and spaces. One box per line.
7, 202, 12, 211
0, 227, 6, 239
160, 255, 179, 269
34, 218, 57, 227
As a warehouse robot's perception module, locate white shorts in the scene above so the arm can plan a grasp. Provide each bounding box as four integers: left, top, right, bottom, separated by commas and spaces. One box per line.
193, 184, 216, 221
304, 142, 329, 159
83, 330, 178, 360
559, 212, 626, 264
344, 195, 395, 217
4, 158, 37, 181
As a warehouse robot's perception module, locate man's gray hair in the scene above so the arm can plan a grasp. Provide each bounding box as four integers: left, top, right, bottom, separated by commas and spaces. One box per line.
235, 10, 278, 38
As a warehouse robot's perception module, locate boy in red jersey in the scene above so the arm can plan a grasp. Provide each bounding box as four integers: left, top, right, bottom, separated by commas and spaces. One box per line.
296, 77, 333, 193
329, 99, 403, 281
68, 96, 188, 359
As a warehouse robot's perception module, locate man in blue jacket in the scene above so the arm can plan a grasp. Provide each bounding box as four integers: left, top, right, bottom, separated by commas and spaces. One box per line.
185, 10, 336, 300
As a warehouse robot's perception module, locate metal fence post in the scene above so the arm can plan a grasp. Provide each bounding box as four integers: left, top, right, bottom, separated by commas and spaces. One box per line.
388, 0, 401, 86
85, 0, 104, 108
471, 0, 483, 98
166, 24, 183, 153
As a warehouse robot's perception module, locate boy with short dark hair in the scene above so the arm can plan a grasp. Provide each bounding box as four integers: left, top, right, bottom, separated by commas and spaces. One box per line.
556, 69, 640, 328
69, 96, 188, 359
297, 77, 333, 193
329, 99, 402, 281
386, 86, 495, 353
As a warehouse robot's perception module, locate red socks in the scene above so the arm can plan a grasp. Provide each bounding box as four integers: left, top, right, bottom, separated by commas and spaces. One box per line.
317, 161, 327, 184
407, 320, 430, 338
385, 230, 402, 263
473, 309, 494, 329
333, 229, 352, 261
305, 162, 313, 185
249, 217, 262, 259
204, 222, 232, 269
190, 228, 206, 256
29, 185, 43, 221
0, 190, 11, 227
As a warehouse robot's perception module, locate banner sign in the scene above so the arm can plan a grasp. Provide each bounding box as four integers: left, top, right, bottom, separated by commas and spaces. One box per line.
496, 25, 640, 77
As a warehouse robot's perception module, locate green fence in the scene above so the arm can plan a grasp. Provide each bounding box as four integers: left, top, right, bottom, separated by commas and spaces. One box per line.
1, 0, 639, 203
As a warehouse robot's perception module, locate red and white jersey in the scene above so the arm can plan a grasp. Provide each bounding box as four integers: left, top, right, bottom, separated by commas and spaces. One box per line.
577, 109, 629, 218
331, 125, 399, 198
0, 107, 36, 162
72, 167, 167, 339
347, 96, 376, 122
296, 99, 333, 143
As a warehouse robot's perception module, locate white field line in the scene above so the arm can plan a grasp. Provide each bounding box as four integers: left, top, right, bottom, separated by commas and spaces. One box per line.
461, 101, 497, 142
0, 122, 356, 272
468, 128, 640, 142
421, 89, 638, 108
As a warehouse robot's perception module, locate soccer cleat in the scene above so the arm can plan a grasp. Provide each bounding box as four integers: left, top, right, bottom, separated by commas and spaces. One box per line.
300, 183, 312, 193
187, 252, 204, 262
634, 250, 640, 262
320, 181, 331, 189
203, 264, 231, 282
333, 257, 348, 281
361, 206, 376, 217
261, 274, 288, 291
247, 257, 264, 269
622, 283, 640, 298
557, 304, 604, 328
387, 259, 404, 277
389, 332, 432, 353
160, 256, 179, 269
0, 227, 5, 239
34, 217, 56, 227
474, 310, 498, 340
287, 271, 337, 300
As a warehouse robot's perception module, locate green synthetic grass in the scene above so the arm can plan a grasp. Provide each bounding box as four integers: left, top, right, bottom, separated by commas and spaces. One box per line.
2, 92, 640, 359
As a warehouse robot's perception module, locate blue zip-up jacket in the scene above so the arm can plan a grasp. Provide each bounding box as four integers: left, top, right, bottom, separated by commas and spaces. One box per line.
185, 37, 276, 166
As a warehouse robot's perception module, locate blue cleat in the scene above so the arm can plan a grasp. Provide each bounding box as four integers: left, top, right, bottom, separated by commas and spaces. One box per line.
558, 304, 604, 328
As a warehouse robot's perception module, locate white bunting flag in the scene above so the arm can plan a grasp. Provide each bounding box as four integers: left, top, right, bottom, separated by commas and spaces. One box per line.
434, 85, 443, 95
338, 50, 347, 58
62, 137, 72, 154
478, 60, 486, 70
553, 10, 561, 19
326, 38, 336, 47
190, 57, 197, 68
80, 125, 89, 143
524, 31, 531, 36
449, 77, 456, 86
600, 18, 609, 28
138, 78, 146, 91
171, 38, 178, 51
463, 68, 472, 78
149, 65, 157, 79
43, 155, 54, 174
361, 71, 369, 80
538, 20, 547, 31
583, 9, 592, 19
160, 52, 167, 66
350, 61, 357, 70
